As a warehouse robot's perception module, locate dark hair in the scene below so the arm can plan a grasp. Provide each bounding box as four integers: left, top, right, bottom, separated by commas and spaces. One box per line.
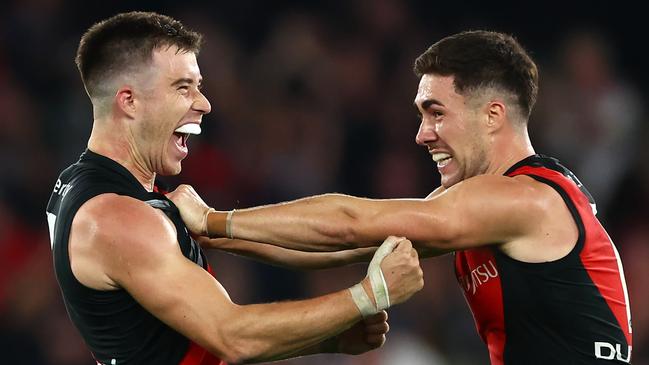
75, 11, 203, 98
413, 30, 538, 118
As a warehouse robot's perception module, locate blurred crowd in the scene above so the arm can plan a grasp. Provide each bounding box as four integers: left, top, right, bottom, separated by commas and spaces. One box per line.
1, 1, 647, 364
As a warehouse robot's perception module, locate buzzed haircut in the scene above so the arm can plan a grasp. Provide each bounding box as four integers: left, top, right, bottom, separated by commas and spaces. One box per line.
414, 30, 539, 119
75, 11, 203, 98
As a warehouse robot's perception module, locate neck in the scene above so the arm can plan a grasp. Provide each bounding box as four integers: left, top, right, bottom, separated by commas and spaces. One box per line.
87, 119, 155, 192
486, 128, 536, 176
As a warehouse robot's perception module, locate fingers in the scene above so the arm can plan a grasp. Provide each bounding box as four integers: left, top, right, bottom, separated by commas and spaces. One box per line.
363, 310, 387, 324
378, 235, 423, 306
381, 235, 404, 246
363, 310, 389, 335
411, 246, 419, 259
365, 320, 389, 335
167, 184, 193, 199
365, 334, 386, 348
375, 236, 403, 258
170, 184, 200, 199
365, 318, 388, 349
394, 238, 413, 251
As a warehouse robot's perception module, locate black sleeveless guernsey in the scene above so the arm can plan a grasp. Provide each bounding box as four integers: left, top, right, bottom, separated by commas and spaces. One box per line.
46, 150, 224, 365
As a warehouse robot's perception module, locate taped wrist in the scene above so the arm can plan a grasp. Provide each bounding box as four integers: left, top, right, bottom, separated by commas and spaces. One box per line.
349, 283, 376, 318
367, 237, 399, 310
225, 209, 236, 239
203, 208, 216, 237
368, 264, 390, 310
349, 236, 400, 317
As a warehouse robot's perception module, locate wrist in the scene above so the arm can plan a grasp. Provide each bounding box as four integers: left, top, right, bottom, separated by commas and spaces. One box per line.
225, 209, 236, 239
361, 278, 376, 307
203, 207, 216, 236
205, 209, 228, 238
348, 278, 378, 318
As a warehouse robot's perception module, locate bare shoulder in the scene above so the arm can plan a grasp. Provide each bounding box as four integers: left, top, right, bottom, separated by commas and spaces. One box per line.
75, 193, 177, 251
441, 174, 549, 208
458, 174, 561, 222
509, 174, 566, 213
495, 175, 579, 262
70, 193, 179, 289
439, 174, 554, 243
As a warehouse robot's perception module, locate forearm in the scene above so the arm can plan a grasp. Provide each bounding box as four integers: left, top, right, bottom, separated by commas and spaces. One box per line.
199, 237, 376, 269
226, 286, 362, 363
252, 336, 338, 363
206, 194, 388, 250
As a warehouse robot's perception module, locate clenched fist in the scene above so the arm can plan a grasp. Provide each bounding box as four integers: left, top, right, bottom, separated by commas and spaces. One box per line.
379, 237, 424, 306
167, 184, 213, 236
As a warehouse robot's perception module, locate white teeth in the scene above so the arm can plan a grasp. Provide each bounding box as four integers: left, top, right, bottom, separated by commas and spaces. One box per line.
174, 123, 201, 135
432, 153, 451, 162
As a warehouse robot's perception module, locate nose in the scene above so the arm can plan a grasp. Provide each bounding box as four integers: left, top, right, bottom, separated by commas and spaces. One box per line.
415, 119, 438, 146
193, 90, 211, 115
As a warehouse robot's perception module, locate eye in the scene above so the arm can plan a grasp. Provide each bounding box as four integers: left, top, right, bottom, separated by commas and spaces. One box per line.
177, 85, 190, 93
432, 110, 444, 118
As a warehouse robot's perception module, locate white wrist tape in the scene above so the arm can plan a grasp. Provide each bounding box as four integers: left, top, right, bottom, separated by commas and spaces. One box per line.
367, 236, 400, 310
225, 209, 236, 239
369, 266, 390, 310
349, 236, 401, 317
203, 208, 216, 237
349, 283, 375, 318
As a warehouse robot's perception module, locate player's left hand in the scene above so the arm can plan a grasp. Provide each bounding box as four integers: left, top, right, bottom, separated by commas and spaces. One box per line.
335, 310, 389, 354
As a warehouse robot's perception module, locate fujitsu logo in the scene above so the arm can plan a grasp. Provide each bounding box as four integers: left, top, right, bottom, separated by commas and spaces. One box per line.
458, 260, 499, 295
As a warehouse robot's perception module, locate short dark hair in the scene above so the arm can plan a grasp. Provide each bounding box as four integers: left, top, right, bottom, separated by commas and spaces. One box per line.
75, 11, 203, 98
413, 30, 538, 119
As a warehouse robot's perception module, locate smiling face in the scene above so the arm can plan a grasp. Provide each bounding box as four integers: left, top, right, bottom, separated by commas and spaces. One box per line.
132, 45, 211, 176
414, 74, 490, 188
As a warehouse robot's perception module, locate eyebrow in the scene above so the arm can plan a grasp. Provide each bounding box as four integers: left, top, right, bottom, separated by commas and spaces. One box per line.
415, 98, 445, 110
171, 77, 203, 87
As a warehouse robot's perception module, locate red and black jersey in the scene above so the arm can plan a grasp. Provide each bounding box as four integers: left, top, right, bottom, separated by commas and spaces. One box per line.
455, 154, 632, 364
46, 150, 225, 365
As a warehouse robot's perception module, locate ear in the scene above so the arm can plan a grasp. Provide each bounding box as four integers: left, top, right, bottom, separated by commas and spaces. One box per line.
114, 86, 136, 118
485, 100, 506, 132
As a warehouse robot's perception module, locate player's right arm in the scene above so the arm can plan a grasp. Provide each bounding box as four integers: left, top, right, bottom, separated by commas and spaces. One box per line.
167, 175, 556, 259
69, 194, 423, 364
202, 186, 447, 263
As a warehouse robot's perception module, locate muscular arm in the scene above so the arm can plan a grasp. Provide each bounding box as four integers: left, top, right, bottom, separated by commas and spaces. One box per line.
70, 195, 420, 363
172, 175, 545, 254
197, 237, 376, 270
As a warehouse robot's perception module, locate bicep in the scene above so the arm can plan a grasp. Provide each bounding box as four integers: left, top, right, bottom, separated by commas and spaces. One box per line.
93, 197, 236, 357
113, 244, 234, 353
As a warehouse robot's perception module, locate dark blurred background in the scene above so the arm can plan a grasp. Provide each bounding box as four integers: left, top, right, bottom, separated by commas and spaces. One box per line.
1, 0, 647, 364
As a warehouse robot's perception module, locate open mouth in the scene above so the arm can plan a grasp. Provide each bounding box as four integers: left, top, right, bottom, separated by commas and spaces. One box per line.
175, 123, 202, 135
173, 123, 202, 148
432, 152, 452, 167
174, 132, 189, 147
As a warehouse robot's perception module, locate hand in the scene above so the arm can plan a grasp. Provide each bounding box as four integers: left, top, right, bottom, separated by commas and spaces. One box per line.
379, 237, 424, 305
166, 184, 212, 236
334, 311, 389, 355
